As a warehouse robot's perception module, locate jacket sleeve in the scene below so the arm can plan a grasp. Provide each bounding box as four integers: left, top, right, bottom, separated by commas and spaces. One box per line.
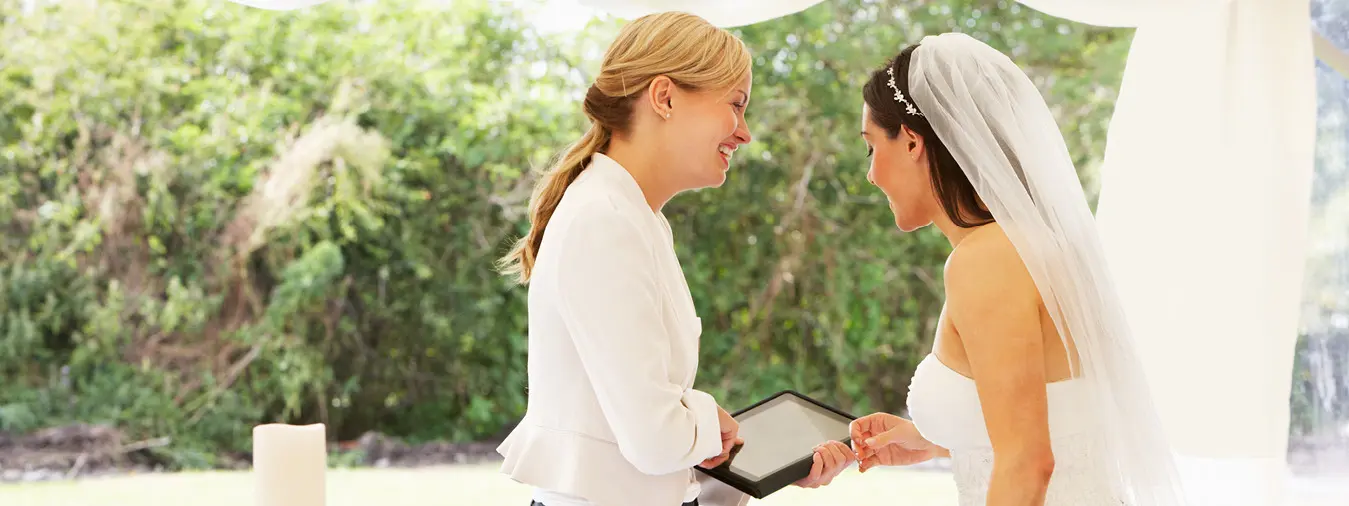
552, 200, 723, 476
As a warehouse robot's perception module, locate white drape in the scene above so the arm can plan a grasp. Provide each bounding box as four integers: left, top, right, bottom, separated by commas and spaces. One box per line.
1029, 2, 1314, 506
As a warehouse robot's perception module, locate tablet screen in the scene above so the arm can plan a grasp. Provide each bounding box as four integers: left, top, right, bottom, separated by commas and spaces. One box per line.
726, 393, 852, 481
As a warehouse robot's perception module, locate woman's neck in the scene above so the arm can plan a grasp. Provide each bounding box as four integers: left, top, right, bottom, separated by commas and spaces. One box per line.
604, 139, 674, 212
933, 205, 999, 248
934, 212, 976, 248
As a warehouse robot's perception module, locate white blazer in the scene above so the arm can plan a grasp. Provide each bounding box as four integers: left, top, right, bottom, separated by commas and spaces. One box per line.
497, 153, 748, 506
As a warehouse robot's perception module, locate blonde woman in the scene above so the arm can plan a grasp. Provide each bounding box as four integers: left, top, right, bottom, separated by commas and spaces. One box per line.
495, 11, 852, 506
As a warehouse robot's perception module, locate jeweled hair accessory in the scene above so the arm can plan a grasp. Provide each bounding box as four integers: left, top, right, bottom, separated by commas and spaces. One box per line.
886, 66, 923, 117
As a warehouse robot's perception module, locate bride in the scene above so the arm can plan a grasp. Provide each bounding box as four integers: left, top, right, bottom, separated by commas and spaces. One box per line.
816, 33, 1190, 505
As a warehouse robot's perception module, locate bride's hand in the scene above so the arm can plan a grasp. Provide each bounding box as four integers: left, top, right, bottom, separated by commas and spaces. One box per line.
849, 412, 941, 472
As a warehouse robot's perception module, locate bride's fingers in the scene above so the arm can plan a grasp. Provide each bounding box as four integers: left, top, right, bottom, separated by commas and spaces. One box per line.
855, 444, 873, 462
849, 422, 867, 450
860, 454, 882, 472
865, 426, 903, 448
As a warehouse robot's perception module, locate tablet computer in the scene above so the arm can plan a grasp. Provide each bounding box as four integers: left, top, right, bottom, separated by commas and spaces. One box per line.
695, 390, 855, 499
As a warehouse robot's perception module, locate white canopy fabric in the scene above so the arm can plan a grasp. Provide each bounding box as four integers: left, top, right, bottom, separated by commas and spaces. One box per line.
221, 1, 1319, 504
1075, 2, 1314, 506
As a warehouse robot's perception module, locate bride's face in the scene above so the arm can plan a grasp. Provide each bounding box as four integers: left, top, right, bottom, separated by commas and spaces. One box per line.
862, 105, 937, 232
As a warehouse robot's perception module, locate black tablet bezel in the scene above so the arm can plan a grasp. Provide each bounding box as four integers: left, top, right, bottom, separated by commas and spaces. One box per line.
693, 390, 856, 499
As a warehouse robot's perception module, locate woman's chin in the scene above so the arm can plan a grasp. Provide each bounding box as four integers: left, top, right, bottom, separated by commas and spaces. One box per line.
700, 166, 728, 188
893, 217, 925, 233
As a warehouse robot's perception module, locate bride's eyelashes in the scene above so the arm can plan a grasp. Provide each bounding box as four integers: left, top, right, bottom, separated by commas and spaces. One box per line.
866, 145, 874, 157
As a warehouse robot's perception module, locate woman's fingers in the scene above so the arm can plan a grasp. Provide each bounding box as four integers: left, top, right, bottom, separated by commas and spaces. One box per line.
700, 442, 734, 468
829, 441, 852, 464
700, 454, 726, 468
795, 440, 868, 486
792, 441, 856, 486
800, 449, 825, 487
821, 442, 850, 485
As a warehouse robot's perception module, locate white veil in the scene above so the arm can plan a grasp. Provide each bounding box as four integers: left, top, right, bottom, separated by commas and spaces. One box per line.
905, 33, 1187, 505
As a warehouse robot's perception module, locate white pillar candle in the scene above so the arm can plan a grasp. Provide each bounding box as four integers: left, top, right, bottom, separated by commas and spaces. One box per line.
253, 423, 327, 506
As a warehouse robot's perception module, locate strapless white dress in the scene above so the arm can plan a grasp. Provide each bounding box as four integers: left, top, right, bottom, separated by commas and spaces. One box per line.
907, 354, 1127, 505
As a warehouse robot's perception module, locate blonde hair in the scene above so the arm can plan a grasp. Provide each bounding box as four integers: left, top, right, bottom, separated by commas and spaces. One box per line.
498, 12, 752, 283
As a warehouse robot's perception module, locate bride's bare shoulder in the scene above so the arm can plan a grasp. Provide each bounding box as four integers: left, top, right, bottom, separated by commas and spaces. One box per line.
943, 223, 1035, 298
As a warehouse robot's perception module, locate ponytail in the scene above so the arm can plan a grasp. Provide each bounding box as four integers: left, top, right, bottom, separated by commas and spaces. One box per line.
498, 125, 611, 283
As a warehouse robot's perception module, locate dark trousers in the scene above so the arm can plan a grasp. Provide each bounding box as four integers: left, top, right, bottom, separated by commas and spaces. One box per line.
530, 501, 698, 506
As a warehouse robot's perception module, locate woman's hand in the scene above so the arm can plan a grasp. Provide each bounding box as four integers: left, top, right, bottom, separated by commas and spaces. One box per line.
849, 412, 943, 472
794, 440, 855, 488
699, 405, 743, 468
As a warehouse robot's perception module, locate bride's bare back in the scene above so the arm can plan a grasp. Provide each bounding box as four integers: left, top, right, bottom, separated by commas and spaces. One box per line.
933, 222, 1078, 385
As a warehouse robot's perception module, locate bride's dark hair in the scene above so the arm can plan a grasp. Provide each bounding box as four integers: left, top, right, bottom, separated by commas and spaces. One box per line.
863, 44, 994, 228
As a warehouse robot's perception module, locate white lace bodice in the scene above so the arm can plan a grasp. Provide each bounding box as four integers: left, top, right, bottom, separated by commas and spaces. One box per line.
907, 354, 1127, 505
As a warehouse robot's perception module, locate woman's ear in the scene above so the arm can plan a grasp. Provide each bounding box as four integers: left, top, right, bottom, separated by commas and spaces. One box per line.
647, 76, 675, 119
901, 124, 925, 160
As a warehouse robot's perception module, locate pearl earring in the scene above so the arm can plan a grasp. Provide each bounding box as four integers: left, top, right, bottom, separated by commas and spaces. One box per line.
665, 112, 671, 118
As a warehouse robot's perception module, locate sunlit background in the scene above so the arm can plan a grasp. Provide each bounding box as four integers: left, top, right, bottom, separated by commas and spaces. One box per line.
1, 0, 1346, 504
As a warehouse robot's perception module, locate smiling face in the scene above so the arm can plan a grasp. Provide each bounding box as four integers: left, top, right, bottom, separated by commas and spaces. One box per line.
665, 73, 754, 189
861, 103, 940, 232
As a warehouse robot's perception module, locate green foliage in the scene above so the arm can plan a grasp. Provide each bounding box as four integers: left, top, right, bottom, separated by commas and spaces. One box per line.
0, 0, 1131, 466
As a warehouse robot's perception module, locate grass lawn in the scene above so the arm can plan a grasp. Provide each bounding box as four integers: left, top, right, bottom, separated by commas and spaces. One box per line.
5, 464, 1347, 505
4, 464, 957, 506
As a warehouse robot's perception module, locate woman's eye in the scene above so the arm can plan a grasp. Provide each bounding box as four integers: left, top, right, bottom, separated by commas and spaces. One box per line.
866, 146, 874, 157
